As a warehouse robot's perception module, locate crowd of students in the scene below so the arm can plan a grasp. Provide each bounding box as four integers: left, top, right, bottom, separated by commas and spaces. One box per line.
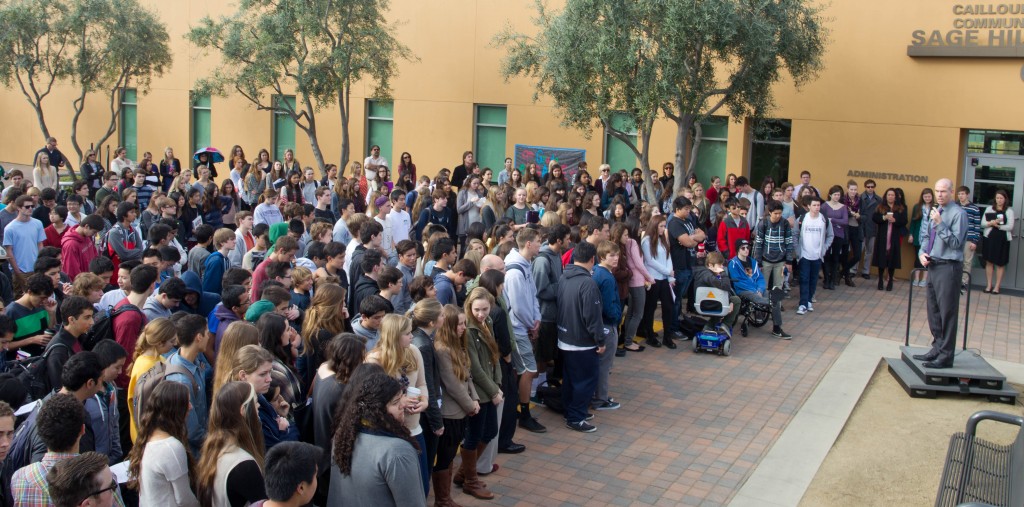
0, 138, 1009, 507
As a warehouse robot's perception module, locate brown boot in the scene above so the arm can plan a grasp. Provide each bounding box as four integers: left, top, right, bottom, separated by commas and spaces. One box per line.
459, 447, 494, 500
452, 457, 464, 486
432, 469, 462, 507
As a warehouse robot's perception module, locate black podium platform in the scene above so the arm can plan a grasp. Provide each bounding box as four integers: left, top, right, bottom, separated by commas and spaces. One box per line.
886, 346, 1018, 404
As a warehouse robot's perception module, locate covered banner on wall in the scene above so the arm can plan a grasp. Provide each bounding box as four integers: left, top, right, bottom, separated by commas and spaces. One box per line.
514, 144, 587, 181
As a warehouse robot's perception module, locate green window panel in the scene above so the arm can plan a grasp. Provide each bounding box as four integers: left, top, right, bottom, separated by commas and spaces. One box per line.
273, 95, 296, 163
367, 100, 394, 165
192, 93, 211, 153
120, 89, 137, 160
604, 113, 637, 172
750, 119, 791, 188
475, 105, 507, 180
693, 140, 728, 185
693, 116, 729, 184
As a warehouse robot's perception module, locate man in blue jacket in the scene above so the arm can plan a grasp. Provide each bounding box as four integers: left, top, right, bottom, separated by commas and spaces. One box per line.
165, 314, 210, 456
592, 241, 622, 411
728, 239, 790, 339
556, 241, 605, 433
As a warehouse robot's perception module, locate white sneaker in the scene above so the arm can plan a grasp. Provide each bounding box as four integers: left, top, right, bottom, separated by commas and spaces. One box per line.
807, 302, 814, 312
811, 297, 818, 303
797, 305, 807, 315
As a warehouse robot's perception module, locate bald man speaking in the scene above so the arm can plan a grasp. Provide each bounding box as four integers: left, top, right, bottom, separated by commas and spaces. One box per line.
912, 178, 967, 369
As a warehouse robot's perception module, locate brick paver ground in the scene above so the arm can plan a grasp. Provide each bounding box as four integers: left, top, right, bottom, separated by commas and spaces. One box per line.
450, 277, 1022, 506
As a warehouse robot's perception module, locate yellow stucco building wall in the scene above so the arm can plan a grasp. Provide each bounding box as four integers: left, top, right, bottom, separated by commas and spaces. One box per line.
2, 0, 1023, 198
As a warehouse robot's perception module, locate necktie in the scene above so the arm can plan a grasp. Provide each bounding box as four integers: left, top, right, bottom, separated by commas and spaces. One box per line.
926, 207, 942, 255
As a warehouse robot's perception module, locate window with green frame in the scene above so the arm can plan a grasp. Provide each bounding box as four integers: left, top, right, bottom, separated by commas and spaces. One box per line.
120, 88, 138, 160
692, 116, 729, 185
749, 119, 791, 189
604, 113, 637, 172
475, 105, 507, 182
272, 95, 296, 163
191, 93, 211, 154
367, 100, 394, 166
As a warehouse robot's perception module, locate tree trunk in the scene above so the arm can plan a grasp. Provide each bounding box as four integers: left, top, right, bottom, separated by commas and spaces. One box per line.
638, 117, 657, 205
70, 88, 89, 166
673, 114, 696, 197
687, 123, 703, 185
303, 98, 326, 172
338, 85, 351, 174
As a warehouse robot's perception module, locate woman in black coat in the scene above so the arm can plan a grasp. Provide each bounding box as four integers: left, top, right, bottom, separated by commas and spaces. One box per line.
872, 188, 907, 291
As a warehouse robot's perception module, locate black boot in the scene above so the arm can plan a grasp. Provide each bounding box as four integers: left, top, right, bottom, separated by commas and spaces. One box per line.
877, 276, 884, 290
886, 277, 893, 291
844, 272, 855, 287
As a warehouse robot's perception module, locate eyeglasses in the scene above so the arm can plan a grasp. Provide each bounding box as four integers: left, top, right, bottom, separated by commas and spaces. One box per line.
88, 476, 118, 497
21, 205, 34, 210
865, 185, 875, 189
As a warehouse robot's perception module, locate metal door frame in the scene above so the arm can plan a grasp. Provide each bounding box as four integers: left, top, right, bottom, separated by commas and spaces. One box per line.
963, 152, 1024, 290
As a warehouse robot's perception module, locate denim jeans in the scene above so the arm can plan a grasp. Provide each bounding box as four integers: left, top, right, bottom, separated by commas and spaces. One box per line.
799, 258, 822, 307
672, 268, 693, 327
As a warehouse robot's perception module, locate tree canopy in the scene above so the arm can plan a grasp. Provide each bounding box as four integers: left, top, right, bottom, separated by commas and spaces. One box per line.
495, 0, 828, 199
187, 0, 414, 173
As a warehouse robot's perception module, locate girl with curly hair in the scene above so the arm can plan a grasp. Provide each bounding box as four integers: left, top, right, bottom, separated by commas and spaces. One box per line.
366, 314, 430, 495
328, 371, 425, 507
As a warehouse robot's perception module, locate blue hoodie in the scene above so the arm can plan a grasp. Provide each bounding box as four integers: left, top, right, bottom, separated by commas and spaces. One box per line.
433, 270, 456, 306
202, 250, 229, 294
592, 265, 622, 325
728, 256, 766, 294
181, 271, 221, 317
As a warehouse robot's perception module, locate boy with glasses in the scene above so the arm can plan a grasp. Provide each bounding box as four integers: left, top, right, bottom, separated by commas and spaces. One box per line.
4, 196, 47, 279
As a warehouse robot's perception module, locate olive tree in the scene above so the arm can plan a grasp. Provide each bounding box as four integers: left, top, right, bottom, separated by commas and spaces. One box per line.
495, 0, 828, 199
187, 0, 414, 172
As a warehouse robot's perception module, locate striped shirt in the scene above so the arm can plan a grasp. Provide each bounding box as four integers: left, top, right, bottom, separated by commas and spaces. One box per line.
961, 201, 982, 245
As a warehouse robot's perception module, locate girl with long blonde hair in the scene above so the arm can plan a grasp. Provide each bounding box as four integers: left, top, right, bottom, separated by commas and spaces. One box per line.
33, 152, 58, 190
127, 318, 177, 441
366, 313, 430, 494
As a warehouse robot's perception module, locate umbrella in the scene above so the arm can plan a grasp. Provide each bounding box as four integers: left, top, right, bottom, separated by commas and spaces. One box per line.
193, 147, 224, 164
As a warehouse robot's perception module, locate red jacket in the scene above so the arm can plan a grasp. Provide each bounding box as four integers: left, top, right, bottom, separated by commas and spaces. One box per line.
717, 215, 751, 259
61, 225, 98, 279
113, 298, 147, 388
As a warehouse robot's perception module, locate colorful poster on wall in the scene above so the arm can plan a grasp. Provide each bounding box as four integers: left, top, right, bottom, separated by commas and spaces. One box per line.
514, 144, 587, 181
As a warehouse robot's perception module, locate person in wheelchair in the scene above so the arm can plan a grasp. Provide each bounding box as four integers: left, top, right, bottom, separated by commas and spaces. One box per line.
727, 239, 792, 339
692, 251, 741, 337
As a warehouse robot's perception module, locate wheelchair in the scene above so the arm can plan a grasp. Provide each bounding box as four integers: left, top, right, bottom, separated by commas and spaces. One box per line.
692, 287, 735, 356
737, 292, 774, 337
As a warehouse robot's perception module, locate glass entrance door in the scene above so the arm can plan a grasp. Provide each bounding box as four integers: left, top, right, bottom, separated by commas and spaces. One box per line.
963, 154, 1024, 291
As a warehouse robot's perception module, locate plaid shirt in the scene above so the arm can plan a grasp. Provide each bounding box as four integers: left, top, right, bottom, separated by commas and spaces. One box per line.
11, 452, 125, 507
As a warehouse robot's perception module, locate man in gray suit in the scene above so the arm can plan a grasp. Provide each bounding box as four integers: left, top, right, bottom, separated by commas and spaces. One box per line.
912, 178, 967, 369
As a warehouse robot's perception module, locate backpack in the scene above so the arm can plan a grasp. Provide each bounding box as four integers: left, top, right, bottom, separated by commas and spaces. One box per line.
5, 399, 43, 472
81, 304, 144, 351
131, 361, 198, 434
535, 379, 564, 414
14, 341, 71, 401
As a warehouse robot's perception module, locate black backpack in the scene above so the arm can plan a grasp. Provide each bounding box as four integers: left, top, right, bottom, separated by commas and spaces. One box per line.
535, 379, 564, 414
82, 304, 144, 351
13, 341, 70, 401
